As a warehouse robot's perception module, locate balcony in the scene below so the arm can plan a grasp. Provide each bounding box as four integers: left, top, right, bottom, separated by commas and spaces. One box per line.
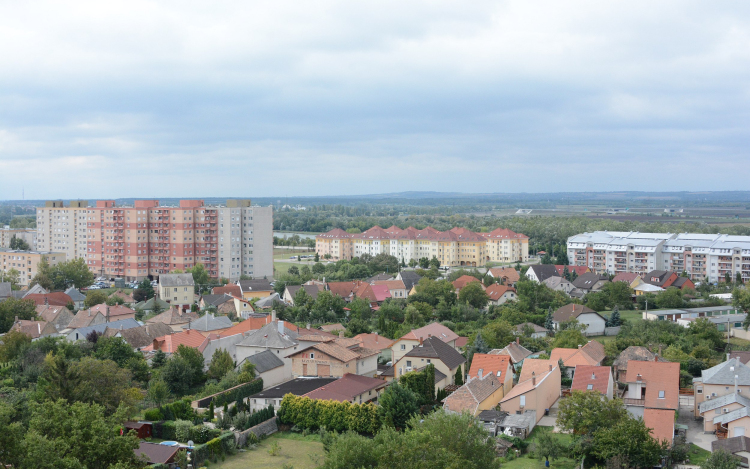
623, 398, 645, 407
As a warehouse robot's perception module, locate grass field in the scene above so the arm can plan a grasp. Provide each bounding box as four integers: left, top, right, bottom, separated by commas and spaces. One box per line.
501, 427, 578, 469
273, 249, 316, 277
211, 432, 324, 469
686, 443, 711, 466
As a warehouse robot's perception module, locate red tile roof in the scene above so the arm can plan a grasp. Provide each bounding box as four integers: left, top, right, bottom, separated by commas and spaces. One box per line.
24, 292, 72, 307
482, 228, 529, 240
452, 275, 483, 291
455, 336, 468, 348
370, 284, 392, 302
399, 323, 459, 344
142, 329, 207, 353
485, 284, 516, 301
468, 354, 512, 380
487, 267, 520, 283
303, 373, 387, 402
327, 281, 364, 299
353, 333, 394, 351
219, 315, 272, 338
612, 272, 641, 284
519, 359, 556, 383
571, 365, 612, 394
212, 285, 242, 297
87, 304, 135, 318
625, 361, 680, 410
644, 408, 676, 444
554, 265, 590, 276
550, 347, 599, 367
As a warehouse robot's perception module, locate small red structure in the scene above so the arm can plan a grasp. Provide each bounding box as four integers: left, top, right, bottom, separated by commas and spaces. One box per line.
124, 421, 152, 439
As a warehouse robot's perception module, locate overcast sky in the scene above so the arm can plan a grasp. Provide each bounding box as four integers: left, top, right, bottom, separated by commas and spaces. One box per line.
1, 1, 749, 199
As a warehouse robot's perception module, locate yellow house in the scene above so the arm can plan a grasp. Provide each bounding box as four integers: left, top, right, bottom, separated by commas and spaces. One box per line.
443, 372, 508, 416
238, 279, 274, 300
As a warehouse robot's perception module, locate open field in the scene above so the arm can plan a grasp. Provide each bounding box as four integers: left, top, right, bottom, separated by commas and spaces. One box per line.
211, 432, 324, 469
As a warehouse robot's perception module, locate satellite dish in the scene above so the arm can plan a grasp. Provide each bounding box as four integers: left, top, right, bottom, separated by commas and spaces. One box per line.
187, 440, 194, 449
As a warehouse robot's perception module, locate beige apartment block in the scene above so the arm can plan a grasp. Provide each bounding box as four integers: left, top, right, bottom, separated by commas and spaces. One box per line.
0, 249, 66, 287
0, 227, 37, 250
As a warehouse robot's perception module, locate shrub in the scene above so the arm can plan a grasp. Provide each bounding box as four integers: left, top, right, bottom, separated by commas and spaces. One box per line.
175, 419, 193, 442
192, 432, 236, 465
194, 378, 263, 408
277, 395, 379, 434
144, 408, 164, 421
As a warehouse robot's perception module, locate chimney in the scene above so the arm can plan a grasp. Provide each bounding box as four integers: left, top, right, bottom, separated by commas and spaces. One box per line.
736, 375, 739, 394
306, 323, 311, 330
428, 334, 432, 338
532, 372, 536, 386
37, 323, 41, 334
187, 319, 191, 330
591, 373, 596, 379
271, 310, 277, 322
419, 337, 424, 346
549, 364, 553, 372
339, 331, 344, 338
14, 316, 18, 322
516, 337, 520, 345
636, 373, 642, 382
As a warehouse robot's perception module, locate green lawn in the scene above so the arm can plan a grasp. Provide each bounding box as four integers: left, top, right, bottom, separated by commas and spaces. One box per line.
686, 443, 711, 466
211, 432, 324, 469
501, 427, 578, 469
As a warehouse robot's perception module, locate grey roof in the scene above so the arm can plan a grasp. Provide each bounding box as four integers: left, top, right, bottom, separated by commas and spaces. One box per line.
404, 336, 466, 370
0, 282, 11, 300
701, 358, 750, 386
201, 294, 234, 307
10, 290, 25, 299
542, 277, 573, 290
66, 318, 140, 341
699, 392, 750, 414
415, 365, 447, 384
477, 410, 508, 422
501, 412, 536, 430
238, 279, 273, 292
368, 273, 394, 282
515, 322, 548, 334
185, 313, 233, 332
286, 285, 322, 302
572, 273, 609, 290
490, 342, 533, 364
527, 265, 560, 283
201, 333, 247, 367
237, 322, 297, 349
23, 284, 49, 296
714, 406, 750, 425
64, 287, 86, 302
135, 297, 171, 311
254, 292, 281, 308
240, 350, 285, 373
159, 273, 195, 287
397, 271, 422, 291
248, 377, 338, 399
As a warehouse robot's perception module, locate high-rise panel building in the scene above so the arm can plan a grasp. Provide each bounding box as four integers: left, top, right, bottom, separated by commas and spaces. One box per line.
37, 199, 273, 282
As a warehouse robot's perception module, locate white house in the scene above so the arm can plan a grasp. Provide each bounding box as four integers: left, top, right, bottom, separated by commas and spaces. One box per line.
552, 304, 607, 336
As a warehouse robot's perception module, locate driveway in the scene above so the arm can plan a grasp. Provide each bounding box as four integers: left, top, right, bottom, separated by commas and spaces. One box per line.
678, 403, 715, 451
537, 398, 562, 431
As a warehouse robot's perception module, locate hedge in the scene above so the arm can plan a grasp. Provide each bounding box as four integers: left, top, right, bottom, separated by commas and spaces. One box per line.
193, 378, 263, 408
144, 398, 196, 422
277, 395, 380, 434
151, 421, 221, 444
232, 405, 275, 432
192, 431, 235, 465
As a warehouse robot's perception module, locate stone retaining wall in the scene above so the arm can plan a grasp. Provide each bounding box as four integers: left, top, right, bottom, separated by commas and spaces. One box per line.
234, 417, 278, 447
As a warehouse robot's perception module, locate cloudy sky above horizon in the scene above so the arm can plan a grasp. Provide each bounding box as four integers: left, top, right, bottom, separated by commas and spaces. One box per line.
1, 1, 750, 199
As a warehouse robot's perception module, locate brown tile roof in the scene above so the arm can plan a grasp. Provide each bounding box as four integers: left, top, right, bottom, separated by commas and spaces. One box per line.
135, 442, 178, 465
482, 228, 528, 240
550, 347, 599, 367
103, 323, 173, 349
110, 290, 135, 303
643, 408, 675, 444
373, 280, 407, 291
501, 369, 556, 402
10, 320, 53, 338
487, 267, 520, 283
212, 284, 242, 297
353, 333, 394, 351
571, 365, 612, 394
327, 281, 363, 299
399, 323, 459, 344
452, 275, 483, 291
24, 292, 72, 307
518, 359, 556, 383
443, 372, 503, 414
303, 373, 387, 402
626, 361, 680, 410
612, 272, 641, 284
146, 308, 199, 326
455, 337, 468, 348
554, 265, 590, 276
485, 284, 516, 301
729, 351, 750, 366
489, 341, 533, 364
469, 354, 512, 381
354, 282, 378, 303
319, 323, 345, 333
290, 342, 361, 363
67, 309, 105, 329
87, 304, 135, 319
35, 305, 73, 326
581, 341, 606, 365
553, 304, 600, 322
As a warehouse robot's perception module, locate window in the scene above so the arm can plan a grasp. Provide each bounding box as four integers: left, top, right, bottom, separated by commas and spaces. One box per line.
520, 396, 526, 407
658, 391, 665, 399
310, 353, 314, 359
406, 360, 412, 367
401, 344, 405, 350
587, 384, 593, 390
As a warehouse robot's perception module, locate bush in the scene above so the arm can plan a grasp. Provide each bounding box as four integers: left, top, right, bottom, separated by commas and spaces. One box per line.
144, 408, 164, 421
194, 378, 263, 408
192, 432, 236, 465
175, 419, 193, 442
144, 398, 196, 422
159, 421, 177, 440
277, 395, 379, 434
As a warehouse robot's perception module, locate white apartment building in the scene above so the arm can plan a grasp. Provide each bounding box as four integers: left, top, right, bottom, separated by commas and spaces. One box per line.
215, 201, 273, 281
567, 231, 750, 283
0, 227, 37, 250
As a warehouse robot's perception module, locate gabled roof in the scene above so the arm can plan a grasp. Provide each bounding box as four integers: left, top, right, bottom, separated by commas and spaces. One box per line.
582, 341, 606, 365
68, 318, 140, 341
327, 281, 362, 299
527, 265, 561, 282
644, 408, 675, 444
486, 284, 515, 301
24, 292, 72, 307
248, 377, 338, 399
452, 275, 483, 291
468, 354, 512, 380
353, 333, 394, 351
212, 284, 242, 297
514, 322, 548, 334
519, 359, 556, 383
643, 270, 675, 287
286, 284, 323, 302
403, 337, 466, 370
201, 294, 235, 307
397, 271, 422, 291
399, 323, 459, 344
553, 304, 599, 322
143, 329, 207, 353
671, 277, 693, 289
699, 392, 750, 414
501, 368, 558, 402
572, 273, 609, 290
241, 349, 285, 373
135, 442, 178, 465
64, 287, 86, 302
87, 304, 135, 319
10, 320, 53, 339
289, 341, 370, 363
542, 277, 574, 291
146, 308, 199, 326
320, 323, 345, 333
353, 282, 377, 303
487, 267, 520, 283
373, 280, 406, 291
105, 323, 173, 349
490, 341, 533, 364
370, 284, 392, 302
36, 305, 73, 324
110, 290, 135, 303
554, 265, 590, 276
185, 313, 233, 332
612, 272, 641, 284
303, 373, 387, 402
714, 406, 750, 425
550, 347, 598, 367
67, 309, 105, 329
134, 297, 171, 311
571, 365, 612, 394
712, 436, 750, 459
254, 293, 281, 308
626, 361, 680, 410
238, 322, 297, 349
159, 273, 195, 287
444, 372, 503, 414
613, 346, 665, 369
729, 351, 750, 366
700, 358, 750, 386
23, 284, 49, 296
238, 279, 273, 292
